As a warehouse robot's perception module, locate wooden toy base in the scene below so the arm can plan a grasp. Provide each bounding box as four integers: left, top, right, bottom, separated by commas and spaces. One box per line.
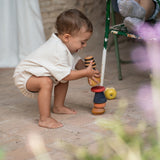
92, 107, 105, 115
91, 86, 107, 115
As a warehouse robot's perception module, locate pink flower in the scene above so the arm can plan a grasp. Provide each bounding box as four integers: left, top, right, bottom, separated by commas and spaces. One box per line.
136, 85, 156, 123
131, 46, 150, 71
137, 22, 160, 41
133, 22, 160, 74
131, 22, 160, 124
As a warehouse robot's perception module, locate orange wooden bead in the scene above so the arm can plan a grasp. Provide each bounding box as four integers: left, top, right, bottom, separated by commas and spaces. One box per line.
91, 107, 105, 115
94, 102, 106, 108
84, 56, 94, 61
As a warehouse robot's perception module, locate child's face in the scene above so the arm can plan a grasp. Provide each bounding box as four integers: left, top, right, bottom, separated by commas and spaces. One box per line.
64, 27, 92, 54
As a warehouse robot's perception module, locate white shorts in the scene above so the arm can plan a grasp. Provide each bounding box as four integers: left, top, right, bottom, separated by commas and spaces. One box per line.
13, 71, 59, 98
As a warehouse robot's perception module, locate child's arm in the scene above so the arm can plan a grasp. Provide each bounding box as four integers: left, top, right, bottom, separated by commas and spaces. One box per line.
62, 61, 100, 81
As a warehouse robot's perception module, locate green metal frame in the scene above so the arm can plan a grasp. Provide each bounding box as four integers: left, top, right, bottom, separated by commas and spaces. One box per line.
102, 0, 160, 81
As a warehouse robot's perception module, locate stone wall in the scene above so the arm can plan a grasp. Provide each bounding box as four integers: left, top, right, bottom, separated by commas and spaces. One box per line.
39, 0, 105, 39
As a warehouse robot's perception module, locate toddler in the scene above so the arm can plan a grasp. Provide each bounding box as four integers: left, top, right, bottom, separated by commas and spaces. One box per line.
13, 9, 100, 129
117, 0, 160, 32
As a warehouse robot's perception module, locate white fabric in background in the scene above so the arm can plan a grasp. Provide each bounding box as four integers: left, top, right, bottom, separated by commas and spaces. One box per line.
0, 0, 45, 67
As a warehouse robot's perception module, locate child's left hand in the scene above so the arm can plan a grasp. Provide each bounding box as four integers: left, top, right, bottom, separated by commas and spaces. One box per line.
88, 70, 101, 86
92, 69, 100, 79
88, 76, 101, 86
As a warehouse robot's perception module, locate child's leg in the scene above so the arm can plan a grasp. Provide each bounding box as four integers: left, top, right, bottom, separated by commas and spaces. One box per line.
53, 82, 76, 114
26, 76, 63, 129
118, 0, 146, 19
124, 0, 156, 32
139, 0, 156, 19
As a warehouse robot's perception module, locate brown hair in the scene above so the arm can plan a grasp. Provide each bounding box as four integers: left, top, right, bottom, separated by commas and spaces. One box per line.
55, 9, 93, 35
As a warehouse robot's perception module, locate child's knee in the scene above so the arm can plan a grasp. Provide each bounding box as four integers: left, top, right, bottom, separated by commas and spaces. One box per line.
40, 77, 53, 89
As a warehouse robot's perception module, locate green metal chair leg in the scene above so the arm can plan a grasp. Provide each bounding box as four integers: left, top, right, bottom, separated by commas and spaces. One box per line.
114, 35, 122, 80
111, 3, 122, 80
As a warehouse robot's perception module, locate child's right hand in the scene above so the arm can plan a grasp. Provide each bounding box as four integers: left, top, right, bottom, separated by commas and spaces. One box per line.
86, 61, 100, 79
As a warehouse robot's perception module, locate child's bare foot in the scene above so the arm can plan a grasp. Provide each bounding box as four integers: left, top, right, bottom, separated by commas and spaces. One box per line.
39, 117, 63, 129
53, 106, 76, 114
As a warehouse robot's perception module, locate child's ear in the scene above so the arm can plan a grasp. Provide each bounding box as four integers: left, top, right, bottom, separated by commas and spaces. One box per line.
62, 33, 71, 42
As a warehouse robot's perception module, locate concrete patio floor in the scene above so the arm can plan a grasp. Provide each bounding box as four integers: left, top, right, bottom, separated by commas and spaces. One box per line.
0, 33, 151, 159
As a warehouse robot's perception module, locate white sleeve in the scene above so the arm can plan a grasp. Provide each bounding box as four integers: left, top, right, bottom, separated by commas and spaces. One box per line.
48, 51, 72, 81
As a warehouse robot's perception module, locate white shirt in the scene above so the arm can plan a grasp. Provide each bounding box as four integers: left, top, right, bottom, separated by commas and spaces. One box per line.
14, 33, 81, 82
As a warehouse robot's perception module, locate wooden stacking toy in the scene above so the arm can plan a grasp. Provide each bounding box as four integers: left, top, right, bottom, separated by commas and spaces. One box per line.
84, 56, 107, 115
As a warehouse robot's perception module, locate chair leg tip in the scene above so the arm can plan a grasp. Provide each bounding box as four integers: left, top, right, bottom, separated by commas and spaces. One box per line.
119, 76, 123, 80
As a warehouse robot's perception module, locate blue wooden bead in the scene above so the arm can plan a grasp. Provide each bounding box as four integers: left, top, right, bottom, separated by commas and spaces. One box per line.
93, 92, 107, 104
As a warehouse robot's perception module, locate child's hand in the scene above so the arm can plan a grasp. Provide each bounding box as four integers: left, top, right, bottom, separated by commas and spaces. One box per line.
86, 61, 100, 78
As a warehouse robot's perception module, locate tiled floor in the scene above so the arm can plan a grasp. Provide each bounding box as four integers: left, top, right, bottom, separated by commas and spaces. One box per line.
0, 37, 151, 159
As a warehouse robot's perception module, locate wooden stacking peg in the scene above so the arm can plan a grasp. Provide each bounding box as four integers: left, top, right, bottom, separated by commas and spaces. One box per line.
85, 56, 106, 115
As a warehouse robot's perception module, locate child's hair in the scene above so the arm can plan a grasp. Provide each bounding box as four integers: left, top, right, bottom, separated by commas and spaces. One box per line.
55, 9, 93, 35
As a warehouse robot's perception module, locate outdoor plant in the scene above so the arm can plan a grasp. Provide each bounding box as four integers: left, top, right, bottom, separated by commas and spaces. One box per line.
0, 149, 5, 160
